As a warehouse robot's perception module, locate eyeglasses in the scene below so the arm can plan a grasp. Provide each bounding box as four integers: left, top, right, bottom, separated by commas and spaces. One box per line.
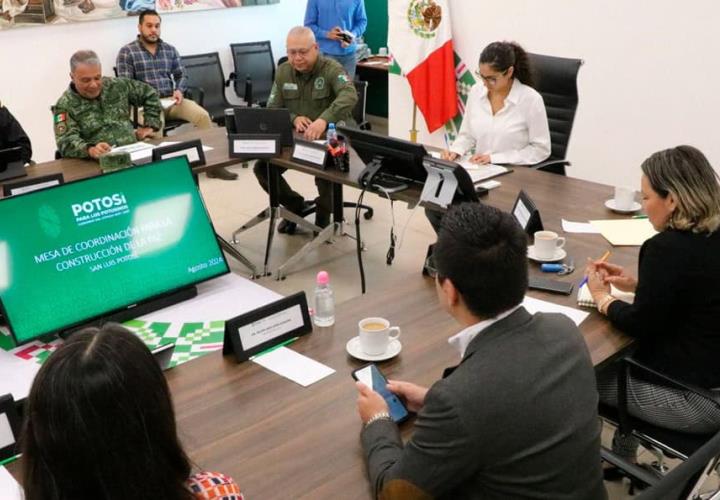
474, 68, 508, 85
287, 46, 314, 58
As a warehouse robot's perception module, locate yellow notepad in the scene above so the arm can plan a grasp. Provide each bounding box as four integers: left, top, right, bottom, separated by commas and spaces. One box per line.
577, 284, 636, 308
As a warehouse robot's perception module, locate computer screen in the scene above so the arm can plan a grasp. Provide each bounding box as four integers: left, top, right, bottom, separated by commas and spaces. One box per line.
0, 157, 229, 345
338, 126, 428, 184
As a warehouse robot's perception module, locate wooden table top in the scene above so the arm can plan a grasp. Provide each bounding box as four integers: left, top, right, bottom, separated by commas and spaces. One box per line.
4, 128, 638, 497
357, 56, 391, 72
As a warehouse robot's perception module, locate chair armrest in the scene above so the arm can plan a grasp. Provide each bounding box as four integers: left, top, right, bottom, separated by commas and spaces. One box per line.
531, 159, 571, 171
624, 357, 720, 406
185, 86, 205, 107
600, 447, 661, 488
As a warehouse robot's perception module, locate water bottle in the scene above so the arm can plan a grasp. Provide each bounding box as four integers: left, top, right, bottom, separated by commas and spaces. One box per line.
326, 123, 338, 145
313, 270, 335, 327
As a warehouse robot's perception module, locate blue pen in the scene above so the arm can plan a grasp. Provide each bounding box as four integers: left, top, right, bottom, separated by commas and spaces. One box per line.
580, 250, 611, 289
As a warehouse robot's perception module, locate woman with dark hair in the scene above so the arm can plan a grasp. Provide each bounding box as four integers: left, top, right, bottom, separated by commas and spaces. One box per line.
21, 324, 243, 500
586, 145, 720, 466
427, 41, 551, 233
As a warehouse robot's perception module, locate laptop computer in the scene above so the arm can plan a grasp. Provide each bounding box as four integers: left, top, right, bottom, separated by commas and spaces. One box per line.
0, 147, 27, 182
233, 107, 294, 147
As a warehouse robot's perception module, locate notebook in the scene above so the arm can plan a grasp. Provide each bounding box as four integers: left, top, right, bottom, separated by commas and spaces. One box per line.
577, 284, 635, 308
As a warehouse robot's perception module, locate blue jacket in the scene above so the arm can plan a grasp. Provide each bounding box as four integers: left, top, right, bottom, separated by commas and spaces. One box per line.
304, 0, 367, 56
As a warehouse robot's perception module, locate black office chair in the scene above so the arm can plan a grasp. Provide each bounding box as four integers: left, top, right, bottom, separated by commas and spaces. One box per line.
527, 53, 583, 176
601, 428, 720, 499
180, 52, 232, 126
599, 356, 720, 494
227, 41, 275, 107
353, 80, 371, 131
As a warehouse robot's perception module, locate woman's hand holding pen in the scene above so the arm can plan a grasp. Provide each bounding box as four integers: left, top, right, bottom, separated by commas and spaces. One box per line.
593, 261, 638, 292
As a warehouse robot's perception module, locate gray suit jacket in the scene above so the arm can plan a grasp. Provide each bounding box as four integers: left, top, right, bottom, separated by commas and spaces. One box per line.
361, 307, 606, 499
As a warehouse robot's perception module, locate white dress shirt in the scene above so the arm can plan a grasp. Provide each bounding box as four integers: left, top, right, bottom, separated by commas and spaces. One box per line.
450, 79, 551, 165
447, 304, 523, 358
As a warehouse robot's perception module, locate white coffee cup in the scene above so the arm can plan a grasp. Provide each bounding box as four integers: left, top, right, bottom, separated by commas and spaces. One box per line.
358, 317, 401, 356
614, 186, 636, 210
378, 47, 388, 57
533, 231, 566, 259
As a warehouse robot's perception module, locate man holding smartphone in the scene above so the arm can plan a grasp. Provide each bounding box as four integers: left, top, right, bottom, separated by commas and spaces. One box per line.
355, 203, 606, 499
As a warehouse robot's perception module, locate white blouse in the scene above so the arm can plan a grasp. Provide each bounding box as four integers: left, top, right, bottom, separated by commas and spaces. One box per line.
450, 79, 551, 165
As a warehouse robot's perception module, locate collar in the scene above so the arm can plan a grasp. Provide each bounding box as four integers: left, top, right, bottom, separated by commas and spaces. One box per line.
447, 304, 523, 357
479, 77, 522, 106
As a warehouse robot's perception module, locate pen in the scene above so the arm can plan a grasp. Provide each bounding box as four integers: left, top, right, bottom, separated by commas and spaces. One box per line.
250, 337, 299, 360
632, 214, 648, 219
579, 250, 611, 289
0, 453, 21, 467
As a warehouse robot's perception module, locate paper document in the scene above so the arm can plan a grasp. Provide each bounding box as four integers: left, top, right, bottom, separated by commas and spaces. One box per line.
589, 218, 657, 246
522, 296, 589, 326
110, 142, 155, 162
458, 160, 509, 183
0, 467, 22, 500
160, 97, 176, 110
252, 347, 335, 387
562, 219, 601, 234
0, 346, 41, 401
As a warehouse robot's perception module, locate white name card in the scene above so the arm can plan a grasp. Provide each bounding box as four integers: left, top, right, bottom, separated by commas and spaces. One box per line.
233, 139, 277, 154
293, 143, 327, 166
161, 147, 201, 163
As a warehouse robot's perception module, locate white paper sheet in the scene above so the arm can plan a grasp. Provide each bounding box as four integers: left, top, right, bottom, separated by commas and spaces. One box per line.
0, 346, 40, 403
523, 296, 590, 326
561, 219, 601, 234
251, 347, 335, 387
589, 218, 657, 246
160, 98, 176, 110
0, 467, 22, 500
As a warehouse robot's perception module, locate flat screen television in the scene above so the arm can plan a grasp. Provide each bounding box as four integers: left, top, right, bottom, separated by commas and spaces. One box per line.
0, 157, 229, 345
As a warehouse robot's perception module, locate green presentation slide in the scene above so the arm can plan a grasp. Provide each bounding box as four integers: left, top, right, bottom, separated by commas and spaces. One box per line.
0, 158, 228, 344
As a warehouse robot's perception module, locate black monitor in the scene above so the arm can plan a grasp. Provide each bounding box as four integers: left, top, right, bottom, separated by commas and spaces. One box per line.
338, 126, 428, 187
233, 107, 294, 147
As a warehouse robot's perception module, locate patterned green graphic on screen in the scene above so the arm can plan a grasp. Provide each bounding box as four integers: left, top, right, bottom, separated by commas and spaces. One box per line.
0, 157, 229, 344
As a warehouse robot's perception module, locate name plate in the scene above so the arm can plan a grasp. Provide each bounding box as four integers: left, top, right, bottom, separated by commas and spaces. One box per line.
292, 139, 329, 169
223, 291, 312, 362
512, 189, 543, 236
228, 133, 281, 159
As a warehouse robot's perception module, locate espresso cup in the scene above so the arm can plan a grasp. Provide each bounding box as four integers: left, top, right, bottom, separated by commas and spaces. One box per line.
358, 317, 401, 356
534, 231, 566, 260
614, 186, 636, 210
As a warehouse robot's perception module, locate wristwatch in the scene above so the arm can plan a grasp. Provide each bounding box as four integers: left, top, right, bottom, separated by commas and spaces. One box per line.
364, 412, 392, 429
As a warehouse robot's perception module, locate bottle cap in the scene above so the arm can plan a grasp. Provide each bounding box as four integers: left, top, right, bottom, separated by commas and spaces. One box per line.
316, 270, 330, 285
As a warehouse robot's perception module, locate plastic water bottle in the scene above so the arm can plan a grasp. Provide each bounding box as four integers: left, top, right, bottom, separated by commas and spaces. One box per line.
313, 270, 335, 327
326, 123, 338, 145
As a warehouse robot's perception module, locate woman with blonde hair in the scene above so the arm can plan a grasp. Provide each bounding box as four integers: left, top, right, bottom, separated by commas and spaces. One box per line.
586, 145, 720, 468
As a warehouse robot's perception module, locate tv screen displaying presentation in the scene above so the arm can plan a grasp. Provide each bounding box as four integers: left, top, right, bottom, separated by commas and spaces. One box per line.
0, 157, 229, 345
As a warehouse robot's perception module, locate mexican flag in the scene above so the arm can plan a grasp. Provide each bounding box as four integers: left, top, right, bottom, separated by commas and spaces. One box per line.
389, 0, 457, 133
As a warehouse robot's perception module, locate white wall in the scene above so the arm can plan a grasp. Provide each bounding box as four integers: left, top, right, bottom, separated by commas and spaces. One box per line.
0, 1, 306, 162
390, 0, 720, 187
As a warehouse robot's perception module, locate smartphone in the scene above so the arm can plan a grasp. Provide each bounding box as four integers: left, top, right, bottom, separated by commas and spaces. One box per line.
528, 276, 574, 295
352, 363, 410, 423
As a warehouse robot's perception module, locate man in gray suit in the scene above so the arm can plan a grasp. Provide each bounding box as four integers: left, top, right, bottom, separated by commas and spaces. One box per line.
356, 203, 606, 499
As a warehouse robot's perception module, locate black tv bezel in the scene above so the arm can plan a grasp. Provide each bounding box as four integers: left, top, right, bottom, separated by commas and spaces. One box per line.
0, 157, 230, 346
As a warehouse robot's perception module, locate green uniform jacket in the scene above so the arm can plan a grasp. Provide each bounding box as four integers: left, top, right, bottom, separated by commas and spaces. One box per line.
53, 77, 162, 159
268, 55, 357, 126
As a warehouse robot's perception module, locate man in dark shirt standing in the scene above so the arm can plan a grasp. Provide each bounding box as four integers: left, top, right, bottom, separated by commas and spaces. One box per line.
117, 9, 236, 180
0, 101, 32, 164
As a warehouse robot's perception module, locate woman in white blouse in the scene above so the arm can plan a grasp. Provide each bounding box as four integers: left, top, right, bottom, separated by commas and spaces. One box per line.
427, 42, 551, 233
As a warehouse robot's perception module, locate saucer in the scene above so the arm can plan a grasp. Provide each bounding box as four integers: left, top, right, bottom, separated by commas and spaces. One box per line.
527, 245, 567, 263
605, 199, 642, 214
346, 336, 402, 362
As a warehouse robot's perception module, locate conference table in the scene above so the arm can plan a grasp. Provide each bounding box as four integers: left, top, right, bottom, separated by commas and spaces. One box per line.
4, 126, 638, 497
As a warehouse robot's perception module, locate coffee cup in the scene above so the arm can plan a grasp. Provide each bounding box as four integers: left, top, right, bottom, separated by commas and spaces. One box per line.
533, 231, 565, 260
358, 317, 401, 356
378, 47, 388, 57
614, 186, 636, 210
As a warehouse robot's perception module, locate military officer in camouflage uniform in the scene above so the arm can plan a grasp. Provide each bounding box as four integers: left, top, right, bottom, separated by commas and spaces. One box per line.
53, 50, 162, 160
254, 26, 357, 232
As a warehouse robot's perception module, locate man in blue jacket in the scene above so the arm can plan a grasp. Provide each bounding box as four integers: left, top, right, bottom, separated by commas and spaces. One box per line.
304, 0, 367, 79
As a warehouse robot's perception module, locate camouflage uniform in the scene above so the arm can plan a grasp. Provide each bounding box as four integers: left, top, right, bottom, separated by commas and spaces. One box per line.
254, 55, 358, 227
53, 77, 162, 159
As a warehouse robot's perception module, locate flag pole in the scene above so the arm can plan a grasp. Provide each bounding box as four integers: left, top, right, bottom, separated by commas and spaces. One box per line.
410, 104, 418, 143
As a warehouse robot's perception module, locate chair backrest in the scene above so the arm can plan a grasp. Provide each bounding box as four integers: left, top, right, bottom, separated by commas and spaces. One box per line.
637, 429, 720, 500
229, 41, 275, 105
527, 53, 582, 162
179, 52, 229, 123
352, 80, 368, 127
277, 56, 288, 67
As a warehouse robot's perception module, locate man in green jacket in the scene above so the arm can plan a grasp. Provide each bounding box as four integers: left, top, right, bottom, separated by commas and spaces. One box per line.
53, 50, 162, 160
254, 26, 357, 232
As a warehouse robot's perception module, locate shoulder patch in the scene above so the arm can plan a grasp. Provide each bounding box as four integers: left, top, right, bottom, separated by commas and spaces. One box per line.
314, 77, 325, 90
338, 73, 349, 84
54, 112, 67, 123
55, 122, 67, 135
